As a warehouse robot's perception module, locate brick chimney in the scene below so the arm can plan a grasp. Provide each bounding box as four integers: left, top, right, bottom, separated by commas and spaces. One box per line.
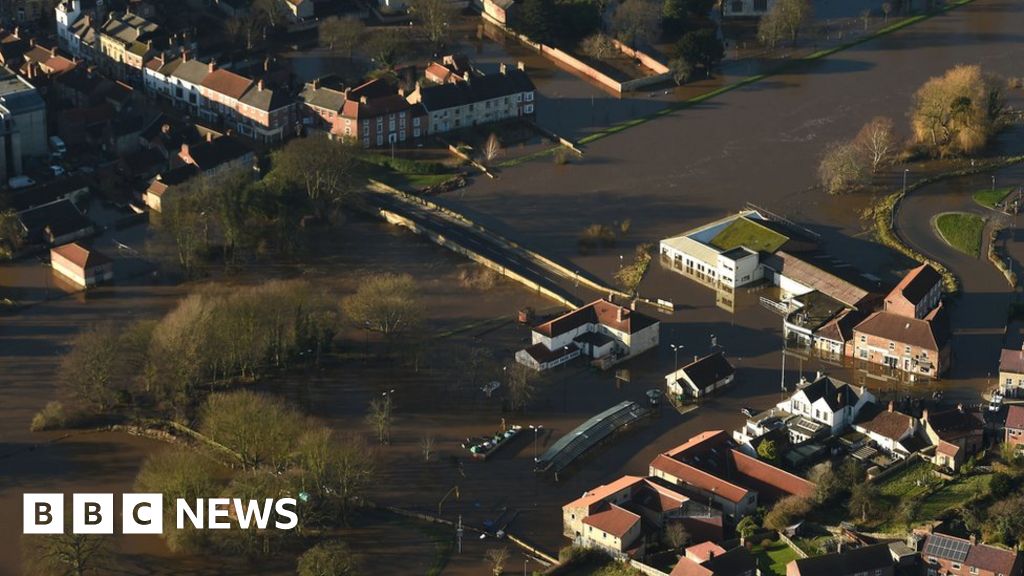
888, 400, 894, 412
257, 79, 264, 91
499, 62, 507, 75
208, 61, 214, 73
205, 132, 213, 143
264, 57, 270, 72
922, 408, 929, 422
517, 61, 525, 71
182, 51, 188, 62
616, 306, 625, 322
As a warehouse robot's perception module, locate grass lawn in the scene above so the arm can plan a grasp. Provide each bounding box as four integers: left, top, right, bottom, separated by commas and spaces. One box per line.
752, 539, 801, 576
709, 218, 789, 253
934, 212, 985, 257
361, 154, 458, 192
877, 458, 931, 499
973, 187, 1014, 209
918, 472, 992, 521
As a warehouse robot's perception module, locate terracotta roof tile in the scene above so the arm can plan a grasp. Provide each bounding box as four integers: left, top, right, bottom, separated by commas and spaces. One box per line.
1007, 405, 1024, 431
200, 68, 252, 100
534, 299, 658, 338
581, 504, 640, 539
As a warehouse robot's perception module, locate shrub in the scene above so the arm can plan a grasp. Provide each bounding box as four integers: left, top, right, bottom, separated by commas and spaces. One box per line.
458, 266, 500, 290
554, 148, 570, 165
30, 401, 67, 431
578, 224, 617, 251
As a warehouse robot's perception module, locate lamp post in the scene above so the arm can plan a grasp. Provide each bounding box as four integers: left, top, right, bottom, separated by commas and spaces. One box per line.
524, 556, 532, 576
529, 424, 543, 462
670, 344, 683, 373
902, 168, 909, 194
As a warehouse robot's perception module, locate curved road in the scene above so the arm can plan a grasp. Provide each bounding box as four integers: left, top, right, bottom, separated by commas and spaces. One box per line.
896, 162, 1024, 385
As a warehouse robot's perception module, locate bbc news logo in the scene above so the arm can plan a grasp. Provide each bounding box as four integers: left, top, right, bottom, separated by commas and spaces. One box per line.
23, 494, 298, 534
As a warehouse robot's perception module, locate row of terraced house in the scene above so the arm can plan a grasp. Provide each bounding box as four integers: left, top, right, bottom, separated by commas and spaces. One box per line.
55, 1, 535, 147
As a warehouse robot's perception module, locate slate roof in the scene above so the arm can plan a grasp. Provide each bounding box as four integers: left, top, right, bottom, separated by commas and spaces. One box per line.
924, 531, 1022, 575
790, 543, 894, 576
239, 82, 290, 112
300, 84, 347, 111
533, 299, 658, 338
417, 67, 534, 111
926, 408, 983, 441
18, 199, 93, 240
796, 374, 861, 412
677, 352, 734, 390
890, 263, 942, 306
815, 308, 865, 344
172, 58, 212, 85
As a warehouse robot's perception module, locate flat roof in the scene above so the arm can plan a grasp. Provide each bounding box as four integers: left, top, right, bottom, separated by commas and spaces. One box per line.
709, 217, 789, 253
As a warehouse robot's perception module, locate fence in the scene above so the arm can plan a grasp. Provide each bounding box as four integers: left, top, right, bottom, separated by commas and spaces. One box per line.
776, 531, 809, 559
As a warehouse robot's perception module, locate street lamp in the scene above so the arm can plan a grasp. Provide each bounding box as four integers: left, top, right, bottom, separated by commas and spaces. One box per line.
529, 424, 543, 462
524, 556, 532, 576
902, 168, 909, 194
670, 344, 684, 374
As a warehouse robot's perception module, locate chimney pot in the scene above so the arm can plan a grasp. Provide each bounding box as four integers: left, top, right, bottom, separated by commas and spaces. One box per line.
888, 400, 894, 413
208, 61, 214, 73
258, 79, 264, 91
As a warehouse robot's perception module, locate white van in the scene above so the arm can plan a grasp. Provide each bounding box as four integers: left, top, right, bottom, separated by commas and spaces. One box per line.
49, 136, 67, 156
8, 175, 35, 189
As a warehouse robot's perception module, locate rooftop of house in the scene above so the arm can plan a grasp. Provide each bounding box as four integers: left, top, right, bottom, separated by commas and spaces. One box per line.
763, 251, 872, 308
1000, 347, 1024, 375
791, 374, 864, 413
171, 57, 213, 86
671, 546, 757, 576
200, 67, 252, 100
668, 352, 735, 389
854, 304, 950, 352
100, 11, 159, 44
708, 215, 789, 253
239, 80, 290, 112
653, 430, 814, 504
1007, 405, 1024, 430
789, 543, 894, 576
300, 81, 347, 112
685, 541, 727, 563
17, 199, 92, 239
924, 407, 984, 441
581, 504, 640, 539
10, 176, 90, 212
51, 242, 110, 270
532, 299, 659, 339
415, 65, 535, 111
785, 290, 849, 331
814, 308, 865, 345
0, 64, 44, 113
854, 402, 914, 441
180, 135, 251, 171
888, 263, 942, 307
922, 531, 1021, 575
564, 475, 690, 518
520, 342, 579, 365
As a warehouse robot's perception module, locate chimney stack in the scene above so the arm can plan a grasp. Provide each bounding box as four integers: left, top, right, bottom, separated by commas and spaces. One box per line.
205, 132, 213, 143
957, 403, 964, 413
888, 400, 894, 413
182, 51, 188, 62
616, 307, 624, 322
517, 61, 525, 71
922, 408, 929, 422
257, 79, 264, 91
208, 61, 214, 73
499, 62, 507, 75
969, 534, 977, 545
264, 57, 270, 72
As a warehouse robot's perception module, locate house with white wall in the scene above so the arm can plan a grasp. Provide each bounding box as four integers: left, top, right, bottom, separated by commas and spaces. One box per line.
776, 373, 875, 436
516, 299, 659, 371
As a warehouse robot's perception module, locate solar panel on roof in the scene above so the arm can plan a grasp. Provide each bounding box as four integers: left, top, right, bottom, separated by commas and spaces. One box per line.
924, 535, 970, 562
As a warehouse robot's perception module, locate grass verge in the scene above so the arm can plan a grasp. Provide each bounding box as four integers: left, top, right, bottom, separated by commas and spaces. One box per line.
973, 187, 1014, 209
988, 224, 1017, 288
752, 539, 801, 576
934, 212, 985, 258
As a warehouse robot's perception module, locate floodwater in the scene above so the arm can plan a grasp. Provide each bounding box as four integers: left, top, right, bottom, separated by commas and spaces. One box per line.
434, 0, 1024, 395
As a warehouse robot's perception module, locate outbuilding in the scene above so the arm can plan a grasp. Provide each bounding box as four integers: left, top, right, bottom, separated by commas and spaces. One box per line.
50, 242, 113, 287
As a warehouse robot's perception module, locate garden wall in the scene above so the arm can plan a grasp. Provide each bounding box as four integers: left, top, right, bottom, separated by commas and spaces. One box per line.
481, 16, 671, 95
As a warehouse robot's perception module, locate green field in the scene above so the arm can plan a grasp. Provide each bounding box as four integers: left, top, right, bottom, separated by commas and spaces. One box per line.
973, 187, 1014, 209
710, 218, 789, 253
752, 539, 801, 576
934, 212, 985, 257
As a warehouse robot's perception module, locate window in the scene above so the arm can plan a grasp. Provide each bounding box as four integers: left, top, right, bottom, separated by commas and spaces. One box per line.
888, 341, 895, 350
860, 349, 868, 359
731, 0, 743, 11
753, 0, 767, 10
525, 92, 534, 102
951, 563, 961, 571
860, 335, 866, 343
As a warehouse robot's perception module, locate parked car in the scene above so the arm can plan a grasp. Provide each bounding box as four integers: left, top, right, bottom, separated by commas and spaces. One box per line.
7, 175, 34, 189
49, 136, 67, 157
646, 389, 663, 406
49, 165, 65, 177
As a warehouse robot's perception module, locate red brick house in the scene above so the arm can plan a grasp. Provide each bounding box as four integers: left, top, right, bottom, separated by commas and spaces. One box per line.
1005, 405, 1024, 454
920, 529, 1023, 576
787, 543, 895, 576
923, 406, 985, 471
884, 263, 942, 319
853, 304, 950, 378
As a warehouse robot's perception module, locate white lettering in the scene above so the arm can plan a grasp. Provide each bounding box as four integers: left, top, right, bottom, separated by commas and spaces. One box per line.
207, 498, 231, 529
176, 499, 204, 529
232, 499, 274, 529
274, 498, 298, 529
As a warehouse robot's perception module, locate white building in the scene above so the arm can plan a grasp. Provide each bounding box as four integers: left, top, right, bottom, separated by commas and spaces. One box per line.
665, 352, 735, 399
516, 299, 659, 371
852, 402, 922, 459
0, 66, 47, 183
723, 0, 773, 17
405, 62, 535, 134
50, 242, 113, 287
776, 373, 875, 436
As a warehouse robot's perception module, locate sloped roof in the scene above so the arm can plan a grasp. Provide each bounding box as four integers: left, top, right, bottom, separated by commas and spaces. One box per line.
650, 453, 750, 503
581, 504, 640, 539
51, 242, 109, 270
790, 543, 894, 576
172, 58, 212, 85
854, 305, 950, 352
1007, 405, 1024, 431
926, 408, 983, 441
563, 475, 644, 512
533, 299, 658, 338
201, 67, 252, 100
181, 136, 251, 171
796, 375, 861, 412
763, 251, 870, 307
889, 263, 942, 306
417, 67, 534, 111
999, 348, 1024, 375
685, 541, 726, 563
677, 352, 734, 390
855, 405, 914, 442
300, 84, 346, 112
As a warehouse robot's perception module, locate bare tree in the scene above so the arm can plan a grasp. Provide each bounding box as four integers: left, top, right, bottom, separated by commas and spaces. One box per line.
757, 8, 785, 49
580, 33, 616, 59
22, 532, 113, 576
611, 0, 661, 48
200, 390, 306, 470
367, 395, 393, 445
763, 0, 812, 45
482, 133, 502, 163
507, 364, 537, 411
343, 273, 421, 337
486, 547, 510, 575
420, 434, 436, 462
818, 140, 869, 194
860, 8, 871, 30
407, 0, 458, 50
853, 116, 897, 172
664, 521, 690, 550
269, 136, 361, 222
319, 16, 365, 58
882, 2, 892, 23
252, 0, 287, 29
